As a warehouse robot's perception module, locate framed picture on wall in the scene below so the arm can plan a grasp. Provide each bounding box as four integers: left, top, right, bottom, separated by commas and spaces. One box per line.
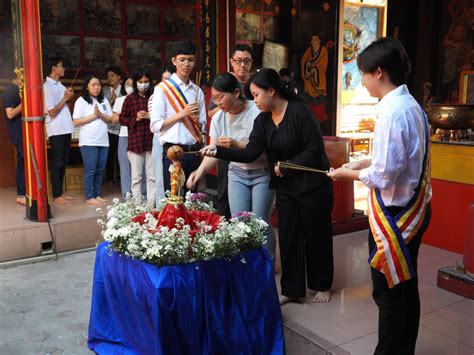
40, 0, 79, 33
341, 3, 384, 105
42, 35, 81, 68
83, 0, 121, 34
84, 37, 122, 68
163, 7, 196, 38
236, 12, 261, 42
126, 40, 161, 73
459, 70, 474, 104
126, 4, 160, 36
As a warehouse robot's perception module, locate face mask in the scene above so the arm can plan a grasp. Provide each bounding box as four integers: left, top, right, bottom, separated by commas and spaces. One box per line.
137, 83, 150, 91
125, 86, 134, 95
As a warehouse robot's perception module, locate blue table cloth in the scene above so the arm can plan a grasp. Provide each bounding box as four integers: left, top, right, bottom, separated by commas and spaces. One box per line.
88, 242, 284, 354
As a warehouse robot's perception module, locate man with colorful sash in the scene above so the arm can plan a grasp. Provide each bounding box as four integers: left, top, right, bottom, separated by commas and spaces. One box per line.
150, 40, 206, 194
328, 38, 432, 355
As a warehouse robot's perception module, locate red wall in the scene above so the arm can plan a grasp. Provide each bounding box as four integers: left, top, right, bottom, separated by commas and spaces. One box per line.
424, 178, 474, 254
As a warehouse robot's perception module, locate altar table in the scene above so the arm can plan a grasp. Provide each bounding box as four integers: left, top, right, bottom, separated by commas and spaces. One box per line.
88, 242, 284, 354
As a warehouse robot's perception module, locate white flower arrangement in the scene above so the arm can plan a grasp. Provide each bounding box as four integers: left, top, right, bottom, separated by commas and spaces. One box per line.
97, 194, 267, 266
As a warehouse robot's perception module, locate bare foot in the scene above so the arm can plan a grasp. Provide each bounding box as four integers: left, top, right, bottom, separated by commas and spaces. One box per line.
53, 196, 69, 205
96, 196, 107, 203
86, 198, 102, 205
16, 196, 26, 206
62, 194, 75, 201
312, 290, 331, 303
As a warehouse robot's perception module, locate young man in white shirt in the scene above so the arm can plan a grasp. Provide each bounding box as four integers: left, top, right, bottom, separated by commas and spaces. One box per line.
103, 66, 122, 183
150, 40, 206, 195
328, 38, 432, 355
43, 57, 75, 205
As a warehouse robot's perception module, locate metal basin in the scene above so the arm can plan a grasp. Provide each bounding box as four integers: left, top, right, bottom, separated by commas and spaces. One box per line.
428, 103, 474, 130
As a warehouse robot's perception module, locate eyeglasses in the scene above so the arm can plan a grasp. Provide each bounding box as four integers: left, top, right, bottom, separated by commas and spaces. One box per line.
231, 58, 252, 65
210, 94, 226, 104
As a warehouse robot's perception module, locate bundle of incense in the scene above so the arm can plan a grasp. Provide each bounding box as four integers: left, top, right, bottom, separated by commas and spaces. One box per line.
183, 150, 201, 155
278, 161, 328, 174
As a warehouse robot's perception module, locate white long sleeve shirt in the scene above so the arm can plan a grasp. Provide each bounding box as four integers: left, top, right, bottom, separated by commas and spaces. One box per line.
359, 85, 432, 207
149, 73, 206, 145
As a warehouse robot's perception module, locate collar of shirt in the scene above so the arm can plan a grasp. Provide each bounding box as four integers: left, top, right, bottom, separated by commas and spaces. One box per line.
376, 84, 408, 115
114, 84, 122, 97
46, 76, 60, 85
170, 73, 195, 92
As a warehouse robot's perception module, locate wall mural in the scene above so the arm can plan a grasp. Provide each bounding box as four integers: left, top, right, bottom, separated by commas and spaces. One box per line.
341, 4, 383, 105
126, 39, 161, 72
40, 0, 79, 33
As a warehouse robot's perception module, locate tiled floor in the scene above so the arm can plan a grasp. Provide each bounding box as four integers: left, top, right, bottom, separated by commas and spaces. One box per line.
280, 231, 474, 355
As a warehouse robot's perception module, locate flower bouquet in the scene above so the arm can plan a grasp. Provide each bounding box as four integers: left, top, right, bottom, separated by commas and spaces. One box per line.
97, 192, 268, 266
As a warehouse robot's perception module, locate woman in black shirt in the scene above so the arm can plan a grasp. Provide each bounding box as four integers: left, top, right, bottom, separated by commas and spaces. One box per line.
201, 69, 334, 304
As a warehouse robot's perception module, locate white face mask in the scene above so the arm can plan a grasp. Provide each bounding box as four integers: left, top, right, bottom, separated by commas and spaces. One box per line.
137, 83, 150, 91
125, 86, 134, 95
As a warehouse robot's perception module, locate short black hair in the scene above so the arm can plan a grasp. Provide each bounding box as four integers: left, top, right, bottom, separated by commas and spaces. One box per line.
170, 40, 196, 58
212, 72, 243, 99
357, 37, 411, 86
45, 56, 66, 74
231, 44, 253, 58
245, 68, 298, 102
279, 68, 292, 78
131, 69, 153, 97
81, 74, 105, 105
105, 66, 122, 77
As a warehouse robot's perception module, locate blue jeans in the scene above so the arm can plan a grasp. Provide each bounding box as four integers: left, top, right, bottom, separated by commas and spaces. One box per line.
227, 166, 275, 259
80, 146, 108, 200
118, 136, 146, 199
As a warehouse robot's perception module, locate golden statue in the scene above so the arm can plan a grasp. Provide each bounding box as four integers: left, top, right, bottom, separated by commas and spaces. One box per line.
166, 145, 185, 204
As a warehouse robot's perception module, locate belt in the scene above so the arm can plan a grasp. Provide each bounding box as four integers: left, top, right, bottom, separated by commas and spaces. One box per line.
163, 142, 202, 152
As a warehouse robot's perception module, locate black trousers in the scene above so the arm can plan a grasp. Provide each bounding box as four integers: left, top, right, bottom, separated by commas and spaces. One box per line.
15, 141, 26, 196
217, 160, 231, 219
276, 181, 334, 298
370, 203, 431, 355
105, 133, 119, 182
49, 133, 71, 198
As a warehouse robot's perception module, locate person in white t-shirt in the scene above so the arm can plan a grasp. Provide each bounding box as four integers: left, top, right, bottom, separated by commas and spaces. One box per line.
187, 72, 275, 259
73, 75, 113, 205
43, 57, 75, 205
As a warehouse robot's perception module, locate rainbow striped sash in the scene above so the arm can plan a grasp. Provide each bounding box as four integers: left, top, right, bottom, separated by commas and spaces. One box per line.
368, 112, 431, 288
158, 78, 202, 144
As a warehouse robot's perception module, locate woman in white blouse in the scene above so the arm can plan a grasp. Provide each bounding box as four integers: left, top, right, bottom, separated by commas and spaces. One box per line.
73, 75, 113, 205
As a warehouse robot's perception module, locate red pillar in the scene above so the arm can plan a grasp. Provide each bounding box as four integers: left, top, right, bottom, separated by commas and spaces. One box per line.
12, 0, 50, 222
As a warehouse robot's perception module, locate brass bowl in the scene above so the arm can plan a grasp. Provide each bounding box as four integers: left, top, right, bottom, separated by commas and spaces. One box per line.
428, 103, 474, 130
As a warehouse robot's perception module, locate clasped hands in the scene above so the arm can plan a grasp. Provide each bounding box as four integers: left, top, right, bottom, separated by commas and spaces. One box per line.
136, 110, 150, 121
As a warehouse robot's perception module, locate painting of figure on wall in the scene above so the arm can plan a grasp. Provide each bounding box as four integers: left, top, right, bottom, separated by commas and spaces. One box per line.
84, 37, 122, 69
342, 4, 383, 104
126, 4, 160, 36
42, 35, 81, 68
83, 0, 121, 34
126, 40, 161, 74
40, 0, 79, 33
439, 0, 474, 102
163, 7, 196, 38
301, 34, 329, 121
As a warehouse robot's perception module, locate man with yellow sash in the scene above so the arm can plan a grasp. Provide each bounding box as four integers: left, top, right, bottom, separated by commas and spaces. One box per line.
328, 38, 432, 355
150, 40, 206, 195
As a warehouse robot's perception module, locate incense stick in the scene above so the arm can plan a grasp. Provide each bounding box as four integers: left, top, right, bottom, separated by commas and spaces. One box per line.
70, 67, 81, 88
278, 161, 328, 174
182, 150, 201, 155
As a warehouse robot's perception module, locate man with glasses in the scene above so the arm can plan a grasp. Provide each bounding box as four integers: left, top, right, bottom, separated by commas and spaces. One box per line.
150, 40, 206, 195
43, 57, 75, 205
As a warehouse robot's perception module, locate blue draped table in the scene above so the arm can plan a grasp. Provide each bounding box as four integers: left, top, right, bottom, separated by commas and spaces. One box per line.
88, 242, 284, 354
